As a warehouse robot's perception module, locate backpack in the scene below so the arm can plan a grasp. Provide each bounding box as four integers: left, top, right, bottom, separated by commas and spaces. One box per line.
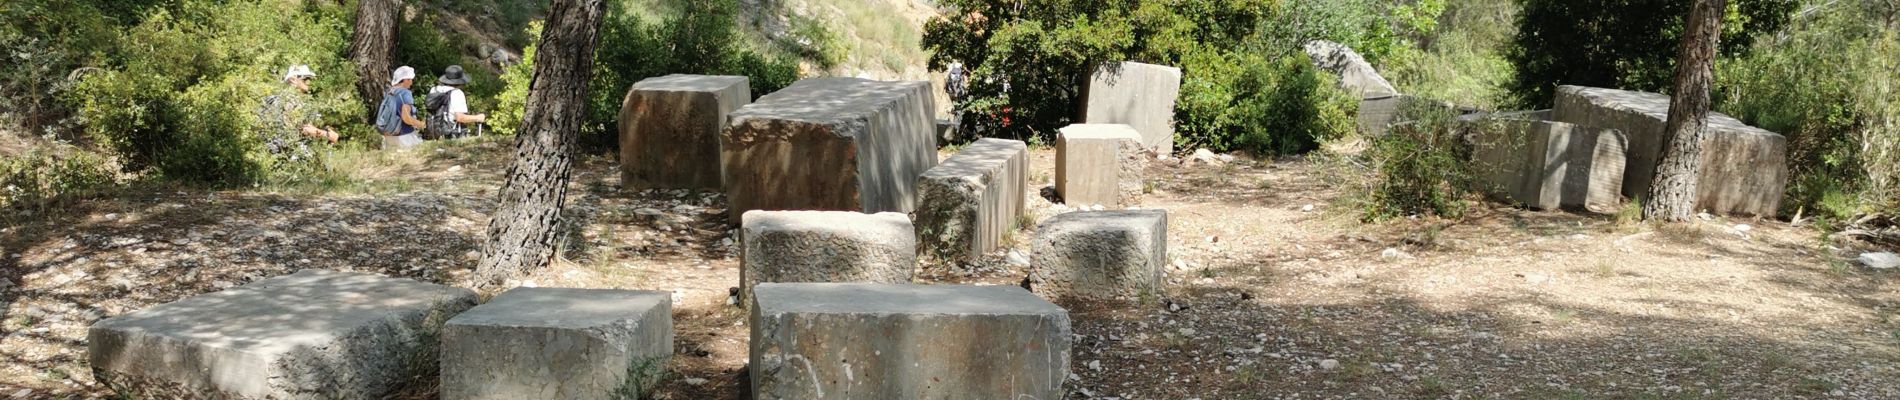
373, 91, 403, 135
423, 89, 465, 139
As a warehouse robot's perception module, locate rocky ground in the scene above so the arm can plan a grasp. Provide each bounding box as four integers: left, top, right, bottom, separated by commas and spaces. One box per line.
2, 137, 1897, 399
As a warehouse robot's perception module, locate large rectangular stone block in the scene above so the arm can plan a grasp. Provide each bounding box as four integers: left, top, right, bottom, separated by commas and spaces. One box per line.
1465, 118, 1628, 212
1360, 95, 1481, 137
915, 138, 1028, 261
740, 210, 917, 301
441, 288, 672, 400
748, 283, 1072, 399
1552, 85, 1788, 216
722, 78, 938, 222
87, 270, 477, 399
1055, 124, 1149, 208
1080, 61, 1182, 154
619, 74, 752, 190
1029, 210, 1168, 302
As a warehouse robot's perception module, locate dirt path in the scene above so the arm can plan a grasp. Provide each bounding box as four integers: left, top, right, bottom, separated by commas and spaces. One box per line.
2, 141, 1896, 399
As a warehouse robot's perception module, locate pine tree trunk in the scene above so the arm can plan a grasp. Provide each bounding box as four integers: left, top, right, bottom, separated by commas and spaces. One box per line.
474, 0, 608, 287
1643, 0, 1726, 222
348, 0, 401, 120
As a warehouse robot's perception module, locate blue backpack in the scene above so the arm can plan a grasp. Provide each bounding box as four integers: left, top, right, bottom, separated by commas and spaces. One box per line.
374, 90, 404, 135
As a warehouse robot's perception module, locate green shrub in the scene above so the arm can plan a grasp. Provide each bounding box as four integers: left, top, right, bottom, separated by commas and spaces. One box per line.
0, 144, 118, 212
1360, 110, 1480, 221
1380, 0, 1517, 109
1507, 0, 1798, 108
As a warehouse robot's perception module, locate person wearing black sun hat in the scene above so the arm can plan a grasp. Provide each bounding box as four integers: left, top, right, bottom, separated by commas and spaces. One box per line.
424, 65, 487, 140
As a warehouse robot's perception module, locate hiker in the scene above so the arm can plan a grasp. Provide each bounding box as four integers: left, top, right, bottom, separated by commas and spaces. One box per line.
375, 66, 428, 149
424, 65, 486, 140
258, 65, 339, 161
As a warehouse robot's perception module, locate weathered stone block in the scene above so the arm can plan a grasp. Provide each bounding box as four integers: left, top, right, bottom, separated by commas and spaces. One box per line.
1029, 210, 1168, 302
441, 288, 672, 400
748, 283, 1072, 399
88, 270, 477, 400
619, 74, 751, 190
1055, 124, 1149, 207
1080, 61, 1182, 154
740, 210, 917, 301
1465, 117, 1628, 212
1360, 95, 1481, 137
1552, 85, 1788, 216
1304, 40, 1400, 99
722, 78, 938, 222
915, 138, 1028, 261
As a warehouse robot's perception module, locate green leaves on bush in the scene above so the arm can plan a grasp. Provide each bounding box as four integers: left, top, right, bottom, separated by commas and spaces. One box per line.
1361, 111, 1479, 221
1507, 0, 1797, 108
1, 144, 118, 213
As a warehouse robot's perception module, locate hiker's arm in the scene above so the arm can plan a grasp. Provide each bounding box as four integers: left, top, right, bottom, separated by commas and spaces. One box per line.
400, 104, 426, 128
454, 112, 486, 124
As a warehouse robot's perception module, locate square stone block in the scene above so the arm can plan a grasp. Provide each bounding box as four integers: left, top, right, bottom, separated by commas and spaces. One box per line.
748, 283, 1072, 399
722, 77, 938, 222
1466, 117, 1628, 212
619, 74, 751, 190
1055, 124, 1149, 207
1552, 85, 1788, 217
915, 138, 1028, 261
1080, 61, 1182, 154
740, 210, 917, 301
441, 288, 673, 400
87, 270, 477, 399
1029, 210, 1168, 302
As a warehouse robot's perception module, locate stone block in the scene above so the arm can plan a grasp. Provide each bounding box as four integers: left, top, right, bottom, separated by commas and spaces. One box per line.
1080, 61, 1182, 154
441, 288, 672, 400
1360, 95, 1482, 137
88, 270, 477, 399
1465, 117, 1628, 212
1304, 40, 1400, 99
619, 74, 752, 190
1551, 85, 1788, 216
1028, 210, 1168, 302
748, 283, 1072, 399
722, 78, 938, 222
740, 210, 917, 301
915, 138, 1028, 261
1055, 124, 1149, 207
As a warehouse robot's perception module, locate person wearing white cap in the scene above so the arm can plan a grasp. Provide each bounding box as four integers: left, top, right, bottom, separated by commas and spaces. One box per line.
373, 65, 427, 148
258, 65, 338, 162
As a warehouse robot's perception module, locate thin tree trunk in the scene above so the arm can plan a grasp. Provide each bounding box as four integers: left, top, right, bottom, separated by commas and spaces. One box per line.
474, 0, 608, 287
348, 0, 401, 121
1643, 0, 1726, 222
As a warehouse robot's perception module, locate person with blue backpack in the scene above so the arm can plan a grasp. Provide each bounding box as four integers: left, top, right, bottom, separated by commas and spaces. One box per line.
374, 66, 428, 149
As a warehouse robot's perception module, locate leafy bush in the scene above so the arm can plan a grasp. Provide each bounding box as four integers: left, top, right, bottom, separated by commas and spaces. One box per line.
1507, 0, 1798, 107
1359, 110, 1480, 221
1380, 0, 1517, 109
0, 143, 119, 212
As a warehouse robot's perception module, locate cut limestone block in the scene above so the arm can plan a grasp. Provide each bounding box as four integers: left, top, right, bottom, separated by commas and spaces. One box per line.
1303, 40, 1400, 99
1465, 117, 1628, 212
441, 288, 672, 400
619, 74, 751, 190
1552, 85, 1788, 216
749, 283, 1072, 399
740, 210, 917, 301
1080, 61, 1182, 154
1359, 95, 1483, 137
915, 138, 1028, 261
1028, 210, 1168, 302
88, 270, 477, 400
1055, 124, 1149, 207
722, 77, 938, 222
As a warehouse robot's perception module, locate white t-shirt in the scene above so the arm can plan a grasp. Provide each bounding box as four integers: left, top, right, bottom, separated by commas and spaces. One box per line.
428, 86, 469, 115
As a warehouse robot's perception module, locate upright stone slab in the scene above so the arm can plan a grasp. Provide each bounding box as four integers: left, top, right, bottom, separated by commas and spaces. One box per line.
749, 283, 1072, 399
1080, 61, 1182, 154
441, 288, 672, 400
1552, 85, 1788, 216
1465, 117, 1628, 212
87, 270, 477, 400
1303, 40, 1400, 99
915, 138, 1028, 261
1029, 210, 1168, 302
619, 74, 751, 190
740, 210, 917, 301
722, 78, 938, 222
1055, 124, 1149, 207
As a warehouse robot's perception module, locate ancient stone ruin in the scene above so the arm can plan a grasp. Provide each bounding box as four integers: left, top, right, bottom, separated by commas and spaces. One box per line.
914, 138, 1029, 261
1303, 40, 1400, 99
721, 77, 938, 222
739, 210, 918, 301
1552, 85, 1788, 217
1029, 209, 1169, 302
440, 287, 672, 400
1464, 115, 1628, 212
748, 283, 1072, 399
1055, 124, 1150, 207
1080, 61, 1183, 154
619, 74, 752, 190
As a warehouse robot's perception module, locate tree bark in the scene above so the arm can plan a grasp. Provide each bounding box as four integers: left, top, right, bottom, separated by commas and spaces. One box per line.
474, 0, 608, 287
1643, 0, 1726, 222
348, 0, 401, 121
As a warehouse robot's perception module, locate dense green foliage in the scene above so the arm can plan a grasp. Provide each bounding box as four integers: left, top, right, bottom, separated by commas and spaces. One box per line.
1507, 0, 1798, 107
1359, 111, 1479, 221
1379, 0, 1517, 109
1, 143, 119, 212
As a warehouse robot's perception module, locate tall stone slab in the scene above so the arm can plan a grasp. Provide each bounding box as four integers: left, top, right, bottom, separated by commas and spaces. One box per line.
1056, 124, 1149, 207
749, 283, 1072, 399
1551, 85, 1788, 216
1029, 210, 1168, 302
88, 270, 477, 400
740, 210, 917, 301
915, 138, 1028, 261
722, 78, 938, 222
619, 74, 751, 190
1465, 117, 1628, 212
1080, 61, 1182, 154
441, 288, 672, 400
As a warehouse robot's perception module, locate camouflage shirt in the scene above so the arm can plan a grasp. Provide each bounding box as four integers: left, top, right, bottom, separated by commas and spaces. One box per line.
257, 86, 321, 162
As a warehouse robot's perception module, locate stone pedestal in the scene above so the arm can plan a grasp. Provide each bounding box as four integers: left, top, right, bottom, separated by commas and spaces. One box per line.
1552, 85, 1787, 217
1080, 61, 1182, 154
441, 288, 672, 400
722, 78, 938, 222
1466, 117, 1628, 212
1055, 124, 1148, 207
619, 74, 751, 190
915, 138, 1028, 261
1029, 210, 1168, 302
88, 270, 477, 400
749, 283, 1072, 399
740, 210, 917, 301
